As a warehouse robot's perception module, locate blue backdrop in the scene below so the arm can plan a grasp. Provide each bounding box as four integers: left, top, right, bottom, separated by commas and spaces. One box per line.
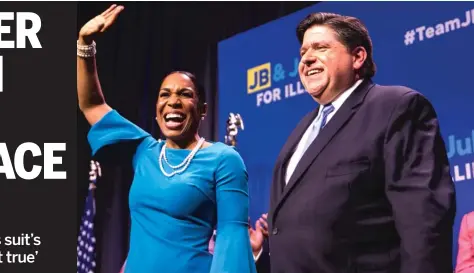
218, 1, 474, 266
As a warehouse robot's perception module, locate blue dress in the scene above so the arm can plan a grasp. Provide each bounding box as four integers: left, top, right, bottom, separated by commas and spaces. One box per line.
88, 110, 257, 273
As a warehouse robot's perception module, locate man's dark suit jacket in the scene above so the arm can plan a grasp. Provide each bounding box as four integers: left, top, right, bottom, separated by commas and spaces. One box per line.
257, 79, 456, 273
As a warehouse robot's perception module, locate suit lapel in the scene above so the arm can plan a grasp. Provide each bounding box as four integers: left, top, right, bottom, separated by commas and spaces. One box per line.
278, 109, 320, 177
273, 79, 375, 215
271, 108, 320, 202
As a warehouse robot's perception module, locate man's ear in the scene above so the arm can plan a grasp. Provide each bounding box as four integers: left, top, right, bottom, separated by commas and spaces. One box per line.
352, 46, 367, 72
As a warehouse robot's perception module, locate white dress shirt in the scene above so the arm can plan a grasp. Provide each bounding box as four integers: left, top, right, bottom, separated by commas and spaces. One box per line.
285, 79, 363, 184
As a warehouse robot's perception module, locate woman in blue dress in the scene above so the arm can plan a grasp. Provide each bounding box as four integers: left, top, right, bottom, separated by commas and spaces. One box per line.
77, 4, 257, 273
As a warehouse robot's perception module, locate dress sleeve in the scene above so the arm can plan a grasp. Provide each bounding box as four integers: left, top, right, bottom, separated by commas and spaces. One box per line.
210, 147, 257, 273
87, 110, 151, 161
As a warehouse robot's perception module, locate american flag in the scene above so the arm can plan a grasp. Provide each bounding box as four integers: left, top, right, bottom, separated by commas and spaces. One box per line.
77, 161, 101, 273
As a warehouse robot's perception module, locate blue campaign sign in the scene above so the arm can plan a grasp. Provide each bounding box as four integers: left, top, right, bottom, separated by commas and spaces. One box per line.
218, 1, 474, 265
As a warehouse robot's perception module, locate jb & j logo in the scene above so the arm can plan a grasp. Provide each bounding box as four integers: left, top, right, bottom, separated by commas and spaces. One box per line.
447, 129, 474, 183
247, 63, 271, 94
246, 58, 307, 107
404, 8, 474, 46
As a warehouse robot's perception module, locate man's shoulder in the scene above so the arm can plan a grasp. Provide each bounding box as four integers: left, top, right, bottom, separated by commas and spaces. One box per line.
365, 82, 433, 111
368, 82, 422, 102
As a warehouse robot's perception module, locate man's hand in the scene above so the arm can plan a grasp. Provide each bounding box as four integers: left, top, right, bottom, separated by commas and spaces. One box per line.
249, 213, 269, 257
260, 213, 268, 237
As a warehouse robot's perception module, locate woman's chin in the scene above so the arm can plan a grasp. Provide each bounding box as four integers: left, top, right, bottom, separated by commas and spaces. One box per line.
158, 119, 199, 143
162, 130, 184, 140
158, 122, 184, 139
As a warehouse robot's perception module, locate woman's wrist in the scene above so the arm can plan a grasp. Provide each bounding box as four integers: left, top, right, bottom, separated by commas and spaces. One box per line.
77, 38, 96, 58
78, 35, 93, 46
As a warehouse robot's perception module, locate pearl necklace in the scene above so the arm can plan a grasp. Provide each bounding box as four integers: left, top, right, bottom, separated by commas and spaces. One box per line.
158, 138, 205, 177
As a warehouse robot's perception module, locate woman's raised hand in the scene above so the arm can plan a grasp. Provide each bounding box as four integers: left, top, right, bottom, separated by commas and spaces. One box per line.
78, 4, 124, 45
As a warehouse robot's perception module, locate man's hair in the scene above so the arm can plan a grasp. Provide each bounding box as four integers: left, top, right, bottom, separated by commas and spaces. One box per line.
296, 12, 376, 79
166, 70, 207, 104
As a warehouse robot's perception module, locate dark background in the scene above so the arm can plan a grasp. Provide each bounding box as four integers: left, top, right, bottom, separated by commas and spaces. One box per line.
0, 2, 77, 273
77, 2, 316, 272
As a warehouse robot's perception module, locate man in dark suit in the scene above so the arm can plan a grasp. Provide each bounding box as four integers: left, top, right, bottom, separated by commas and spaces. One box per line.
255, 12, 456, 273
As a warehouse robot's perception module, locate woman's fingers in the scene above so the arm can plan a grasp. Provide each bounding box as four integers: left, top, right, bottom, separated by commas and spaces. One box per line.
101, 5, 123, 31
101, 4, 118, 17
104, 5, 124, 20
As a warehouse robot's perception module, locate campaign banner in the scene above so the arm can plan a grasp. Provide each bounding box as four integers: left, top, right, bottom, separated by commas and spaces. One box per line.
218, 1, 474, 265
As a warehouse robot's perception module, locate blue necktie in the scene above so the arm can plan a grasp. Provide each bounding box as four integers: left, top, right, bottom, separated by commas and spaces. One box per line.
301, 103, 335, 153
319, 103, 335, 129
285, 103, 335, 184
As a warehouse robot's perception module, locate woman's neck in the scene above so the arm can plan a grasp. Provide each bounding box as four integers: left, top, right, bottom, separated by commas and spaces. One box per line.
165, 134, 201, 150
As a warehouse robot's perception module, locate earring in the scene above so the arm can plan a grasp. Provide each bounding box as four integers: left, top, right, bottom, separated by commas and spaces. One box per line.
201, 117, 205, 121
